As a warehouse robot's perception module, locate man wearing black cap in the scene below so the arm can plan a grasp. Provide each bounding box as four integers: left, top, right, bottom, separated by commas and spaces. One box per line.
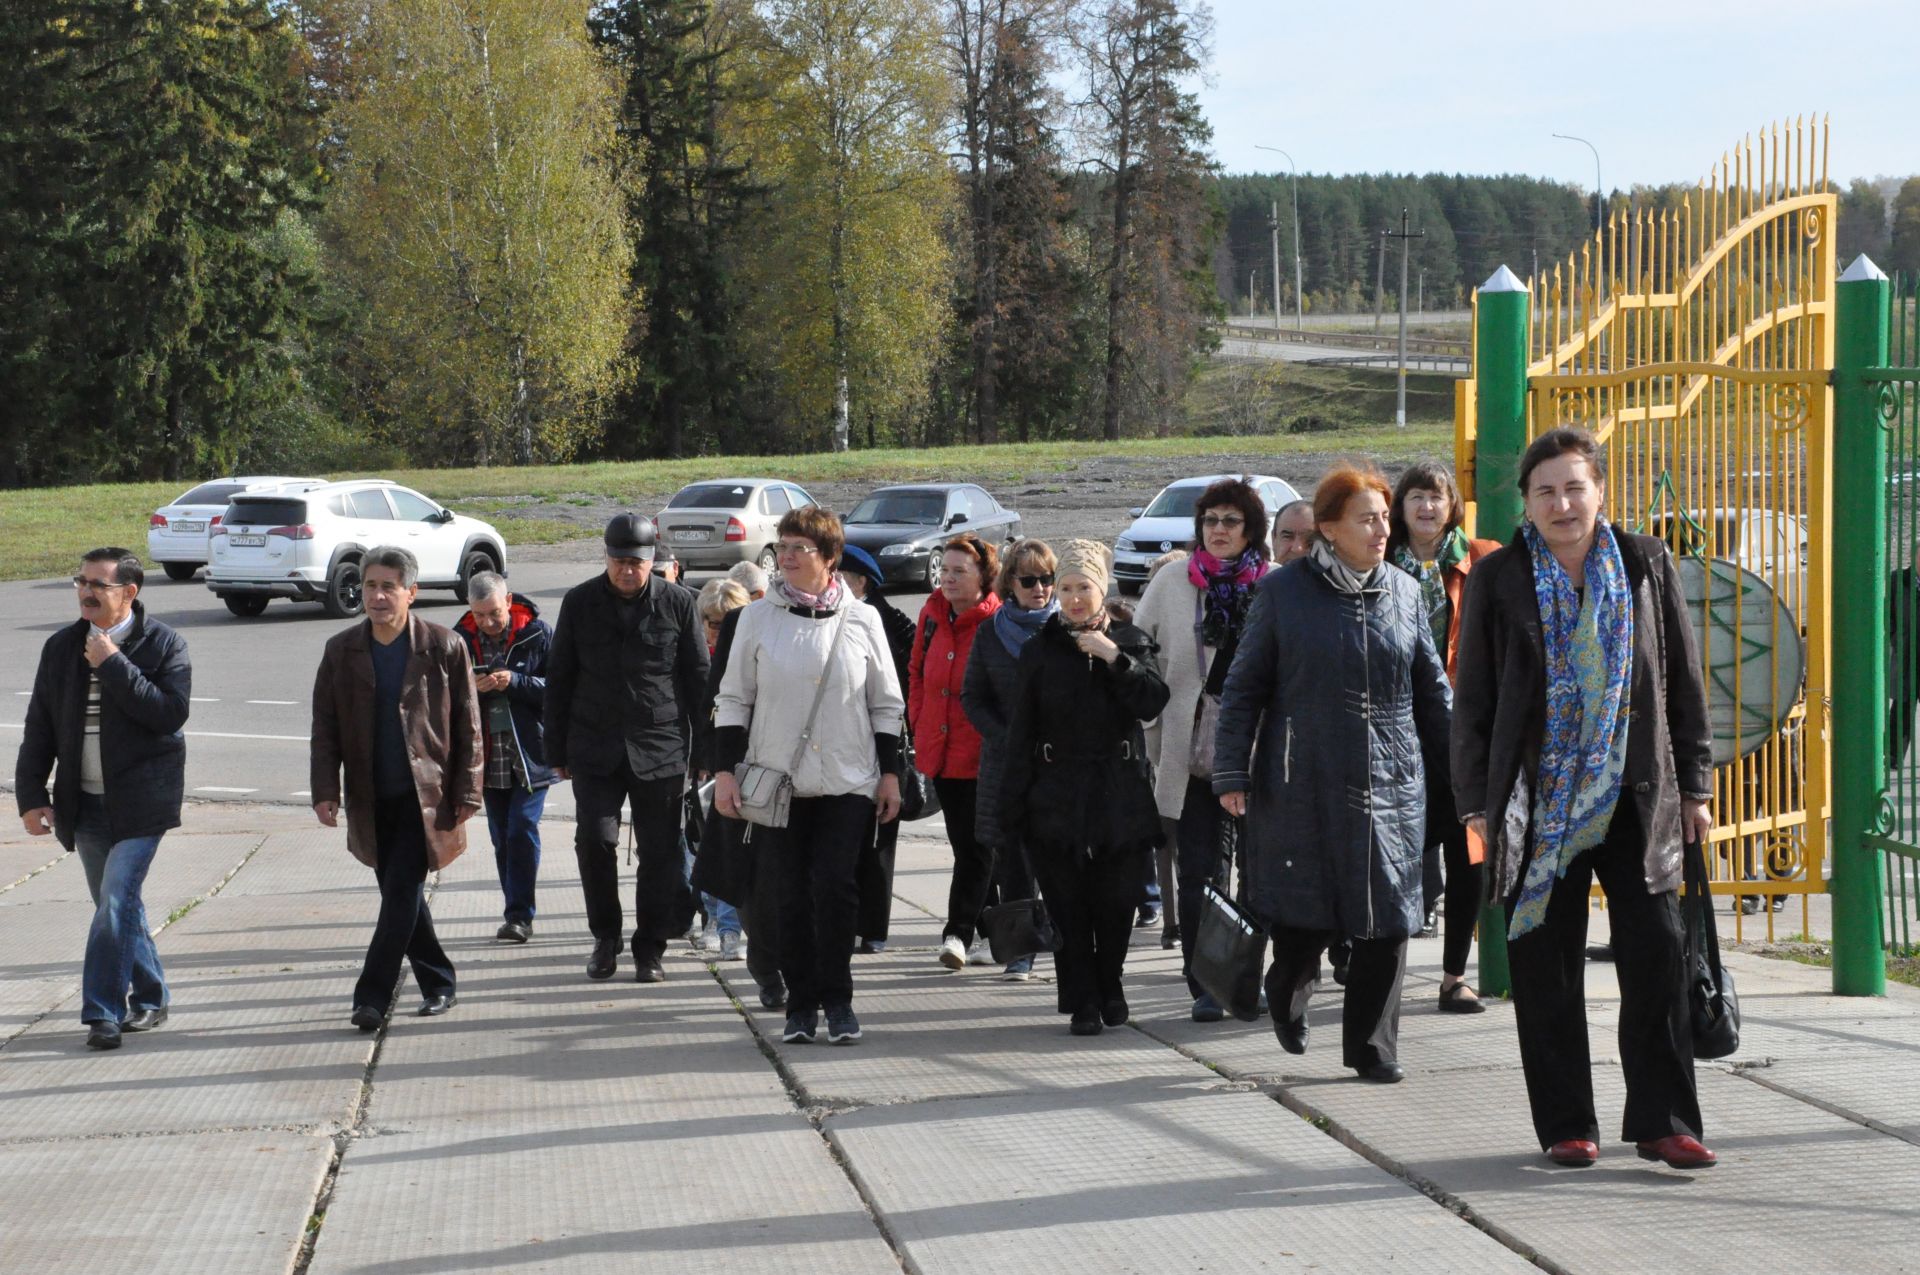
545, 513, 709, 982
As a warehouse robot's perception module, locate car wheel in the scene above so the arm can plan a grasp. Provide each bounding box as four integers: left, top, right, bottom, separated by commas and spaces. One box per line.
454, 548, 496, 603
223, 595, 269, 618
163, 562, 199, 582
756, 543, 778, 571
924, 551, 943, 592
322, 558, 364, 619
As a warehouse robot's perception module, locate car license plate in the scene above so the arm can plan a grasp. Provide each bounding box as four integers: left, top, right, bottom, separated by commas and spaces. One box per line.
671, 529, 709, 542
228, 534, 266, 547
174, 520, 206, 533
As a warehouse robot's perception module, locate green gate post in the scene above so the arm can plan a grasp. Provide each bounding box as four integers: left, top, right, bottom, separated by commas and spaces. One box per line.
1470, 266, 1531, 998
1831, 255, 1891, 996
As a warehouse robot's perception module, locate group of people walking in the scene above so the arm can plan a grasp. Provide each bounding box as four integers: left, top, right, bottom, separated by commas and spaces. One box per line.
13, 426, 1721, 1170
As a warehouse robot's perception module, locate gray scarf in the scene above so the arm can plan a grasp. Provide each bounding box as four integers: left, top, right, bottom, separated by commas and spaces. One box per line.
1311, 540, 1383, 595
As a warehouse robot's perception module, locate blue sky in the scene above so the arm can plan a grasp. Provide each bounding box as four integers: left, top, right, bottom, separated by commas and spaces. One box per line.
1198, 0, 1919, 188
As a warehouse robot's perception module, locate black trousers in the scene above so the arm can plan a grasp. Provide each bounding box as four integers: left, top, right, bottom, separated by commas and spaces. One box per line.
1265, 927, 1407, 1070
1505, 810, 1702, 1149
768, 794, 874, 1014
1173, 775, 1229, 997
854, 810, 900, 943
571, 766, 692, 960
354, 794, 455, 1012
1032, 844, 1146, 1015
936, 778, 995, 944
1435, 822, 1485, 978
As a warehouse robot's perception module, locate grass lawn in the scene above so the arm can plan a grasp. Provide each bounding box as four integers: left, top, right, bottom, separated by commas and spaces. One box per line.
0, 361, 1455, 583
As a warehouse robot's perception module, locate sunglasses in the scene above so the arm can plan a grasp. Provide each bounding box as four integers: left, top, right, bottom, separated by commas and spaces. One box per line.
1016, 573, 1055, 589
1201, 514, 1246, 529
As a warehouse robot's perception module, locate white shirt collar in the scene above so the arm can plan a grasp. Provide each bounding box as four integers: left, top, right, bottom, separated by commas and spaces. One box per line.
92, 610, 136, 640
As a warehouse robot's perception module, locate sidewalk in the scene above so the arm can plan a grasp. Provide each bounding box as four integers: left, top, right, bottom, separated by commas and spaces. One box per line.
2, 803, 1917, 1274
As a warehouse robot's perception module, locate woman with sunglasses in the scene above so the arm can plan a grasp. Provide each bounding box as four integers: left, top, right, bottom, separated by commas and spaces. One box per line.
1134, 477, 1273, 1022
1000, 540, 1170, 1036
960, 540, 1059, 980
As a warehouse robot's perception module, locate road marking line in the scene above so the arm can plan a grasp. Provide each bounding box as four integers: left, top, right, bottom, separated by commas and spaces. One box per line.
191, 696, 221, 702
292, 790, 311, 798
245, 699, 298, 705
196, 786, 258, 794
0, 723, 307, 742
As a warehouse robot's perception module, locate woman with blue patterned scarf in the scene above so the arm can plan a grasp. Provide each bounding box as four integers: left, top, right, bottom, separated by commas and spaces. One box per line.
1451, 428, 1717, 1172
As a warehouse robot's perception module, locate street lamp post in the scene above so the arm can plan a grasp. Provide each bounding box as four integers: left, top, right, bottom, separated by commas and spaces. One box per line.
1552, 132, 1603, 236
1254, 144, 1303, 331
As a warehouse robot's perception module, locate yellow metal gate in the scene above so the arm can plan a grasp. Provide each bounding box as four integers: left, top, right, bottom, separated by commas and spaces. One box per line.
1463, 119, 1837, 938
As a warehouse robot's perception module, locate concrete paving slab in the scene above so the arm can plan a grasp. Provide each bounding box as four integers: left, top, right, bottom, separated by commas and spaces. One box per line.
1281, 1062, 1920, 1275
307, 1120, 901, 1275
827, 1078, 1537, 1275
0, 1129, 329, 1274
158, 888, 375, 965
215, 827, 370, 897
1737, 1053, 1920, 1143
0, 959, 372, 1141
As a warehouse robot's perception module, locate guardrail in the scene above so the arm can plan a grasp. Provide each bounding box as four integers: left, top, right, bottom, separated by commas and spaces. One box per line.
1216, 323, 1472, 359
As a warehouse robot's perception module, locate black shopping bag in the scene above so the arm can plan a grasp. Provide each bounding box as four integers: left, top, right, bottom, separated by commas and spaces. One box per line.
1191, 886, 1267, 1023
980, 898, 1060, 963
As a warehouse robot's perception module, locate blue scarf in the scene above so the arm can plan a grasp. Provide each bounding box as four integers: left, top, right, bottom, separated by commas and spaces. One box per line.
1508, 520, 1635, 940
994, 599, 1058, 657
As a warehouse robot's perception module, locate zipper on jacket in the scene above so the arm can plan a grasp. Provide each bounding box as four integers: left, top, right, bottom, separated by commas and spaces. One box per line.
1359, 595, 1375, 937
1283, 718, 1293, 783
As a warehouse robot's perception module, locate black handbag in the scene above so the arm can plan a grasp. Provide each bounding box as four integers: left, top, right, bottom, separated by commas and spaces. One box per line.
1191, 885, 1267, 1023
980, 897, 1060, 963
1683, 835, 1741, 1060
898, 728, 941, 822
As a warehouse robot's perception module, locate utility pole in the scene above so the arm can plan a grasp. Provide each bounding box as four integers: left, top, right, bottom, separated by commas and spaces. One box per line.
1373, 229, 1388, 331
1248, 268, 1256, 318
1268, 201, 1283, 330
1254, 144, 1304, 330
1417, 267, 1425, 316
1386, 208, 1426, 427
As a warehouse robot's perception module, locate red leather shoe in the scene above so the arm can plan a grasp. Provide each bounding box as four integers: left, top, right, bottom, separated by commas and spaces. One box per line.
1635, 1135, 1717, 1169
1546, 1139, 1598, 1167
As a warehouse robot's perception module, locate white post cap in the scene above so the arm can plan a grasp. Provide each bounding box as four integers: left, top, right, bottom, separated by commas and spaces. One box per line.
1839, 254, 1888, 283
1480, 265, 1527, 293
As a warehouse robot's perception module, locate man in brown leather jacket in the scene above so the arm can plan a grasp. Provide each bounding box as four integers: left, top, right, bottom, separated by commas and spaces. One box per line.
311, 546, 483, 1031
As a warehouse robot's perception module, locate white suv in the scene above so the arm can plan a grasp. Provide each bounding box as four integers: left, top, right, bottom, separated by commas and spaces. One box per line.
147, 476, 322, 580
206, 479, 508, 618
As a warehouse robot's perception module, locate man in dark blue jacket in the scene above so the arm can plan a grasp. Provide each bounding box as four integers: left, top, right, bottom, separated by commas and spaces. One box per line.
15, 548, 191, 1051
455, 572, 553, 943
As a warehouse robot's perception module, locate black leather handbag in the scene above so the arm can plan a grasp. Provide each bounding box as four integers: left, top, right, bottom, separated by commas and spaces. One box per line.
1684, 837, 1741, 1059
898, 728, 941, 822
1191, 884, 1267, 1023
980, 897, 1060, 963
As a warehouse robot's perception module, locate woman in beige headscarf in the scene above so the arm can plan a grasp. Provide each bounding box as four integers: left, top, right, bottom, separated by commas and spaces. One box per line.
999, 541, 1171, 1036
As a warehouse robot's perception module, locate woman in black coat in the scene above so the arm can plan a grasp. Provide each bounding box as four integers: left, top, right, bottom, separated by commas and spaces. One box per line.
1451, 427, 1716, 1171
1213, 465, 1452, 1083
840, 545, 916, 952
1001, 540, 1170, 1036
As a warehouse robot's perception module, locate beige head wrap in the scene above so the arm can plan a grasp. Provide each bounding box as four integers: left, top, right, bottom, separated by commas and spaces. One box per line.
1055, 538, 1113, 597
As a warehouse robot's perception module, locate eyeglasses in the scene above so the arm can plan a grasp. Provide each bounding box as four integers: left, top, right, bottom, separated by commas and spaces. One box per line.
607, 556, 649, 570
774, 542, 821, 559
72, 577, 130, 592
1200, 515, 1246, 529
1016, 573, 1055, 589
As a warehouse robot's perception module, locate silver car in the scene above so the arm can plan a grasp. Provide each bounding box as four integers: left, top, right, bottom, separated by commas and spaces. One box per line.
1112, 473, 1302, 594
655, 478, 818, 571
146, 476, 322, 581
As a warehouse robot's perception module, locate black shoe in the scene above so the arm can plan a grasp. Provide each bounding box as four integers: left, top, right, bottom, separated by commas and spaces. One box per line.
1069, 1006, 1103, 1036
634, 956, 666, 984
825, 1004, 862, 1044
121, 1006, 169, 1032
782, 1009, 818, 1044
1135, 905, 1161, 928
1585, 943, 1616, 962
350, 1005, 382, 1033
86, 1021, 122, 1050
418, 994, 456, 1017
759, 983, 788, 1011
1770, 894, 1789, 913
1161, 922, 1180, 950
1191, 993, 1225, 1023
1737, 895, 1763, 916
1100, 997, 1129, 1028
1356, 1060, 1405, 1083
1275, 1015, 1308, 1055
496, 920, 531, 943
586, 940, 618, 980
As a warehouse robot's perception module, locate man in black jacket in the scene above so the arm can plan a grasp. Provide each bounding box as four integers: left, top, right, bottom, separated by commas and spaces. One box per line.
454, 572, 553, 944
15, 549, 191, 1051
546, 514, 708, 982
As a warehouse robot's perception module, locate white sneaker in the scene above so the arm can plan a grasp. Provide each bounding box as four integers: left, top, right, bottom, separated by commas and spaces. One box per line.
938, 935, 968, 970
967, 938, 994, 966
718, 931, 744, 962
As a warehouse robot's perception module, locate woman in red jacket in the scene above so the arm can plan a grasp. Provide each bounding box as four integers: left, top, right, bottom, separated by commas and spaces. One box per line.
909, 533, 1003, 970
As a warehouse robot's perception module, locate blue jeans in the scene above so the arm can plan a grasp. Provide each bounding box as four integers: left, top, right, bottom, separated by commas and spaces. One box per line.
73, 795, 167, 1026
484, 785, 547, 924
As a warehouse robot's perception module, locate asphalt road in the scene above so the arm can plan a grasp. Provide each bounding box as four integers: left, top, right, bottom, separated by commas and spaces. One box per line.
0, 551, 934, 816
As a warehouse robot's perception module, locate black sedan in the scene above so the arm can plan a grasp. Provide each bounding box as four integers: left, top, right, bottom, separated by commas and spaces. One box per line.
841, 483, 1024, 590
